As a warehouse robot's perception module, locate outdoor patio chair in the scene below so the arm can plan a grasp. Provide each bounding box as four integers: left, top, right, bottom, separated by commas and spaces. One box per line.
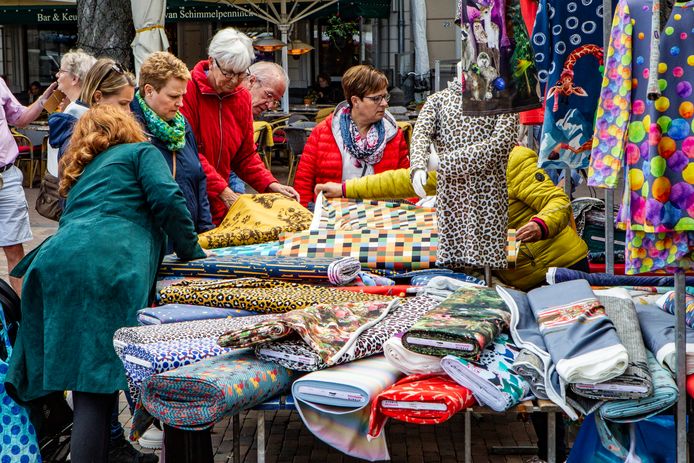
284, 125, 312, 186
12, 129, 39, 187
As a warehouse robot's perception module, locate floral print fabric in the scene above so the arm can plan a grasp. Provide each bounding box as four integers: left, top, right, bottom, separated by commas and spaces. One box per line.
198, 194, 313, 249
588, 0, 694, 274
158, 278, 392, 313
217, 300, 398, 365
402, 287, 511, 360
368, 374, 476, 438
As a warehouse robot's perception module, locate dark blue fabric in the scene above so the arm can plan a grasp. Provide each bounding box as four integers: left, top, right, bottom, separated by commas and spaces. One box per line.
130, 98, 214, 235
552, 268, 694, 287
48, 103, 87, 160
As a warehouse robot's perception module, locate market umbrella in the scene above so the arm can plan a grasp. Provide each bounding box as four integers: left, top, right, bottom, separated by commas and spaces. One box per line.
130, 0, 169, 78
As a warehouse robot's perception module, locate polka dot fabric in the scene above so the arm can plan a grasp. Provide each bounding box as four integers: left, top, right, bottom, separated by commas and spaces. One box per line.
588, 0, 694, 274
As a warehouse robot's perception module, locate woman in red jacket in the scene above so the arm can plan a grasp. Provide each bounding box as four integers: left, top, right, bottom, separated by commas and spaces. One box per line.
294, 65, 410, 207
181, 27, 298, 224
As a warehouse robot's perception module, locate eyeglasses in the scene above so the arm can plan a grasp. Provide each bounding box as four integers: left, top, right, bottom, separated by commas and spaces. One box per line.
96, 62, 126, 90
214, 58, 250, 81
363, 93, 390, 104
56, 69, 71, 76
254, 79, 281, 108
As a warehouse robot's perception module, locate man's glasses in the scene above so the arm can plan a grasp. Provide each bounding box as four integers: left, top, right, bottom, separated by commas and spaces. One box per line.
214, 58, 250, 81
363, 93, 391, 105
255, 79, 281, 108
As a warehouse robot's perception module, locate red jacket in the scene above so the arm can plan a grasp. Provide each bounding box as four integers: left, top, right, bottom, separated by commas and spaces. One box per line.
181, 60, 277, 224
294, 114, 410, 207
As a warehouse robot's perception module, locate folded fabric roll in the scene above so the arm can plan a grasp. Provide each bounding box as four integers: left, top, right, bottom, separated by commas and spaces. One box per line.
656, 290, 694, 329
526, 280, 628, 384
120, 337, 233, 405
512, 349, 549, 400
634, 303, 694, 374
207, 241, 281, 257
198, 193, 313, 249
137, 304, 257, 325
383, 333, 444, 376
277, 228, 438, 271
547, 267, 694, 287
401, 287, 510, 360
570, 290, 652, 400
155, 276, 220, 296
218, 300, 398, 365
441, 334, 530, 412
337, 285, 413, 297
417, 276, 485, 301
599, 351, 678, 423
292, 356, 402, 462
159, 255, 361, 286
311, 194, 437, 231
410, 272, 485, 287
158, 278, 391, 313
141, 350, 297, 430
255, 296, 440, 371
368, 374, 475, 438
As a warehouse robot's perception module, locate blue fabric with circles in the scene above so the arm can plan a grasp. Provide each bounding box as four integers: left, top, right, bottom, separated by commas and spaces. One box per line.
533, 0, 618, 169
0, 309, 41, 462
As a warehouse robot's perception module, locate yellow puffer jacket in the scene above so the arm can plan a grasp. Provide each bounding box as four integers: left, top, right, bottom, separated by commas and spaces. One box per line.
344, 146, 588, 290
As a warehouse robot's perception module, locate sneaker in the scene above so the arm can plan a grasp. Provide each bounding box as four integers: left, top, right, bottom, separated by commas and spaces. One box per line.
138, 426, 164, 450
108, 436, 159, 463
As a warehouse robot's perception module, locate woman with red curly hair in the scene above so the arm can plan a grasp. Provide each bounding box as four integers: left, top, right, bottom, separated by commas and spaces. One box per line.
5, 105, 205, 461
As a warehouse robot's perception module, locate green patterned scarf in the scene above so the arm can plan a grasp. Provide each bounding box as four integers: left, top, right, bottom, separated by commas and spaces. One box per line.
136, 92, 186, 151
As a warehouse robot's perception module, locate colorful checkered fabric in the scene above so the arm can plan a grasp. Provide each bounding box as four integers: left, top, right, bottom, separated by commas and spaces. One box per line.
313, 196, 437, 231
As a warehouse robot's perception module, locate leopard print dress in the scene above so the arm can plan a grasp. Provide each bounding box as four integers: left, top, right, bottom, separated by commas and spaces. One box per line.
410, 81, 518, 269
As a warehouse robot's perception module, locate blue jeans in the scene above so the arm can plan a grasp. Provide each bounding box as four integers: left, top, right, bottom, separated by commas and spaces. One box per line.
228, 171, 246, 194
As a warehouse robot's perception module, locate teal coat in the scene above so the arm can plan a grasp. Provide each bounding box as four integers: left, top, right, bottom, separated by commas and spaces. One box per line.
6, 142, 205, 401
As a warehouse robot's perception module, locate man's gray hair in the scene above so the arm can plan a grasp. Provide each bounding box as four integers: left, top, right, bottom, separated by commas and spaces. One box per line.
249, 61, 289, 86
208, 27, 255, 73
61, 49, 97, 83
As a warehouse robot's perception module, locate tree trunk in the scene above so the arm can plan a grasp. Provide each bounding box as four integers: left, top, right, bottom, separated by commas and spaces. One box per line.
77, 0, 134, 68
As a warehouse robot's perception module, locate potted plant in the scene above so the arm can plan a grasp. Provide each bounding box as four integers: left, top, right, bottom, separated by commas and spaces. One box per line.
304, 89, 319, 106
325, 14, 359, 50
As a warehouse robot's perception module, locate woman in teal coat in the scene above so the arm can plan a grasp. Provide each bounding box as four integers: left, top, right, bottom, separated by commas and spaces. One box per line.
5, 105, 206, 462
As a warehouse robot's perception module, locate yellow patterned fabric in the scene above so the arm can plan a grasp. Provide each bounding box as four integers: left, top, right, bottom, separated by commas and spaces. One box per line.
198, 194, 313, 249
158, 278, 393, 313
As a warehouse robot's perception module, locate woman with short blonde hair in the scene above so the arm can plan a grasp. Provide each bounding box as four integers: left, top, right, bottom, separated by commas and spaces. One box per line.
8, 104, 205, 461
131, 51, 214, 234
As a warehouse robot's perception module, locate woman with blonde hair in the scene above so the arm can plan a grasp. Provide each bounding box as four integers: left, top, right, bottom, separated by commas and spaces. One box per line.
132, 51, 213, 234
6, 105, 205, 462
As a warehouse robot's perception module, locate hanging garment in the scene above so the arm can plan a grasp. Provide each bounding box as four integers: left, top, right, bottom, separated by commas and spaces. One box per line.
409, 80, 518, 268
588, 0, 694, 274
634, 303, 694, 375
158, 278, 392, 313
311, 194, 437, 231
455, 0, 542, 115
140, 350, 296, 431
519, 0, 545, 125
255, 296, 439, 372
291, 356, 402, 462
441, 334, 530, 412
383, 333, 446, 376
158, 254, 361, 286
656, 290, 694, 328
198, 193, 313, 249
401, 287, 511, 359
137, 304, 257, 325
217, 300, 398, 365
547, 267, 694, 286
368, 374, 476, 439
277, 229, 438, 271
570, 290, 652, 400
533, 0, 610, 169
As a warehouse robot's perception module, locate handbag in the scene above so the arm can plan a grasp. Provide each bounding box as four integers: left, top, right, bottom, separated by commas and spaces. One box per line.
35, 172, 62, 221
0, 300, 42, 462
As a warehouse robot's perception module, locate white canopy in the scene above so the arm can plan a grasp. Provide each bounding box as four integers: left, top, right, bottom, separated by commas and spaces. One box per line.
130, 0, 169, 78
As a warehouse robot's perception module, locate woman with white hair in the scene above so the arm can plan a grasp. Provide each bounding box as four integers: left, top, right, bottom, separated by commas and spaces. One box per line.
181, 27, 299, 224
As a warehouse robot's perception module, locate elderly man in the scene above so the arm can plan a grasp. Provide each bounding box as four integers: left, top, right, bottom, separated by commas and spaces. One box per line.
243, 61, 288, 117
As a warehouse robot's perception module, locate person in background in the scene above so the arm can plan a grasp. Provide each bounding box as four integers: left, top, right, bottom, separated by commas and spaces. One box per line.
181, 27, 299, 225
315, 145, 589, 292
131, 51, 214, 235
294, 64, 409, 208
6, 105, 204, 462
46, 49, 96, 178
27, 81, 42, 104
226, 61, 290, 195
0, 77, 57, 295
313, 72, 342, 105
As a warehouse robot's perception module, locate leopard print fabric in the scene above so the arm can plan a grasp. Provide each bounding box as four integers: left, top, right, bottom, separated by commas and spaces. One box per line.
410, 81, 518, 268
158, 278, 392, 313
